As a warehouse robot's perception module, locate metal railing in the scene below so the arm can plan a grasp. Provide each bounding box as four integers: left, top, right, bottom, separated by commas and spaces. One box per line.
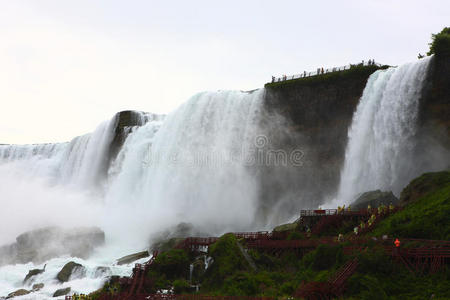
271, 60, 382, 83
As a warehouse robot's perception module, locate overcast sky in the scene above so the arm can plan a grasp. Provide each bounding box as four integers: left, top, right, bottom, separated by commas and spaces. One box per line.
1, 0, 449, 144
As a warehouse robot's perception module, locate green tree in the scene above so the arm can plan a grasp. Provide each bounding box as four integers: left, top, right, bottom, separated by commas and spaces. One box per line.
427, 27, 450, 56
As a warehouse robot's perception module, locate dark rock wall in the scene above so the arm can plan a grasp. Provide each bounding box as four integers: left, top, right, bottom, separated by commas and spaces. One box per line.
416, 54, 450, 171
260, 60, 449, 220
109, 110, 148, 163
259, 66, 380, 219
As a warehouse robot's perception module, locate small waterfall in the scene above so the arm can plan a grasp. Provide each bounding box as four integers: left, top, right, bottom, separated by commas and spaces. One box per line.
336, 57, 432, 204
189, 263, 194, 283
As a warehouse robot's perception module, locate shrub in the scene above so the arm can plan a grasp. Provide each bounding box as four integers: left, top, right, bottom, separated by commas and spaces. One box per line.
287, 231, 304, 240
152, 249, 190, 280
356, 247, 393, 276
301, 244, 343, 271
173, 279, 190, 294
202, 234, 250, 290
427, 27, 450, 56
346, 274, 388, 300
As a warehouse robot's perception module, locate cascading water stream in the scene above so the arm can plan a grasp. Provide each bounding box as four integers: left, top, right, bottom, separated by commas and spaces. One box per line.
336, 56, 433, 204
102, 90, 265, 241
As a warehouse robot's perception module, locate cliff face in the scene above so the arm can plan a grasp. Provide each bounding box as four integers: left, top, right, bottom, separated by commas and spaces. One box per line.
260, 66, 382, 212
261, 60, 449, 212
419, 54, 450, 150
414, 54, 450, 175
109, 110, 149, 162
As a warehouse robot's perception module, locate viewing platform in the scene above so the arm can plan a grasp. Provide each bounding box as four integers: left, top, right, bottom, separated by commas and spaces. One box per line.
265, 59, 388, 88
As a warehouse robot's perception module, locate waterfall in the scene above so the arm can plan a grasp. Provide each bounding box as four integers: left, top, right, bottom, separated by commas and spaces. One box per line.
189, 263, 194, 283
0, 111, 155, 192
0, 90, 265, 248
336, 57, 432, 204
103, 90, 265, 238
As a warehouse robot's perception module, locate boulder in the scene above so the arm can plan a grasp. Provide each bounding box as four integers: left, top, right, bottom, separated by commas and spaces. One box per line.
273, 222, 298, 232
32, 283, 44, 291
53, 287, 71, 297
150, 222, 210, 252
23, 264, 46, 284
6, 289, 30, 299
117, 251, 149, 265
0, 226, 105, 266
57, 262, 85, 282
94, 266, 112, 277
350, 190, 399, 210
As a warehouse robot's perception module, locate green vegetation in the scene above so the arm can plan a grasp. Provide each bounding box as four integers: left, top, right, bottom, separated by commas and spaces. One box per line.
346, 250, 450, 300
173, 279, 190, 294
427, 27, 450, 57
89, 281, 121, 300
264, 64, 389, 88
146, 248, 190, 291
95, 170, 450, 299
371, 171, 450, 240
202, 233, 251, 291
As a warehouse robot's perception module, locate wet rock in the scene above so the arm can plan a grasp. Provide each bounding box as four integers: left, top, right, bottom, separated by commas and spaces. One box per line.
117, 251, 149, 265
150, 222, 210, 252
32, 283, 44, 291
57, 262, 85, 282
191, 257, 206, 283
53, 287, 71, 297
6, 289, 30, 299
350, 190, 399, 210
0, 226, 105, 266
273, 222, 298, 232
94, 266, 112, 277
23, 264, 46, 284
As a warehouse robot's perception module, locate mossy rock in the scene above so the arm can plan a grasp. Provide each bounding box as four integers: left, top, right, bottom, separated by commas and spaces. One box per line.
94, 266, 111, 277
23, 265, 46, 284
273, 222, 298, 232
32, 283, 44, 291
56, 261, 85, 282
53, 287, 71, 297
116, 250, 149, 265
351, 190, 399, 210
6, 289, 30, 299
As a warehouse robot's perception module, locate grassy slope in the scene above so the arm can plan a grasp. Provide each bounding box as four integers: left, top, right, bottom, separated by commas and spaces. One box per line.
371, 171, 450, 240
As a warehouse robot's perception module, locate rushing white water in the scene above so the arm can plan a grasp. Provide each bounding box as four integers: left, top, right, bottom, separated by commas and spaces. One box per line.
102, 90, 264, 241
336, 57, 433, 204
0, 90, 265, 298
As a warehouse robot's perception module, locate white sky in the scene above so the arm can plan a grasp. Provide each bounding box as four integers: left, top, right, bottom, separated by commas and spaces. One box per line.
1, 0, 449, 144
